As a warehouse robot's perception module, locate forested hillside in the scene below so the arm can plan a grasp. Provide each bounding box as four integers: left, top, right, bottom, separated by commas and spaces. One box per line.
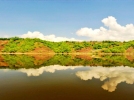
0, 37, 134, 53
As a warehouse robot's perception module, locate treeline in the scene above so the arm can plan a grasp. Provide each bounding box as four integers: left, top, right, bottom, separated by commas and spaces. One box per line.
0, 37, 134, 53
0, 38, 10, 40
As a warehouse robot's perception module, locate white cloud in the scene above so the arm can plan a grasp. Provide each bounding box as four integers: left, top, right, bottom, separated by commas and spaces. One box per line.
76, 16, 134, 41
0, 34, 9, 38
76, 66, 134, 92
21, 31, 81, 42
18, 65, 82, 76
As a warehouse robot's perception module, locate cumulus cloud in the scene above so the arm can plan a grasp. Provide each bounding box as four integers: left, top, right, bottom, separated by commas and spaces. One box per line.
18, 65, 82, 76
76, 66, 134, 92
21, 31, 81, 42
0, 34, 9, 38
76, 16, 134, 41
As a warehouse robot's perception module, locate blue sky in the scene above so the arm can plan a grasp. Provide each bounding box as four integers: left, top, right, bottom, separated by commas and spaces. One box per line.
0, 0, 134, 41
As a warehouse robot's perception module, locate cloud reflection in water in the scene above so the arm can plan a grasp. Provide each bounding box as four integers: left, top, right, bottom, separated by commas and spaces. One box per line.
4, 65, 134, 92
18, 65, 82, 76
76, 66, 134, 92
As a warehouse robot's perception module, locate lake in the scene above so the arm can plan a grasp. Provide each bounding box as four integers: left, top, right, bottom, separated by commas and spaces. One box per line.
0, 54, 134, 100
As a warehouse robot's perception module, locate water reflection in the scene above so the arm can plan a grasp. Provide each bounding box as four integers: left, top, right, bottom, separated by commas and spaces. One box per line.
17, 65, 82, 76
76, 66, 134, 92
0, 54, 134, 68
3, 64, 134, 92
0, 54, 134, 96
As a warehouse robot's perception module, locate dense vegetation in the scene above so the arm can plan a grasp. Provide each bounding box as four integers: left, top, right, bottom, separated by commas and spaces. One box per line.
0, 54, 134, 69
0, 37, 134, 53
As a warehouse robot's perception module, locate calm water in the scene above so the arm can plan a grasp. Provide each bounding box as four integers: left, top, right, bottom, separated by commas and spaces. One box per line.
0, 54, 134, 100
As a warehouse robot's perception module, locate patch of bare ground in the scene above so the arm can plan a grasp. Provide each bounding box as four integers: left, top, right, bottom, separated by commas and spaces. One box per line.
70, 47, 103, 60
76, 47, 92, 53
28, 45, 55, 54
27, 46, 55, 65
0, 40, 9, 67
125, 47, 134, 61
0, 40, 8, 52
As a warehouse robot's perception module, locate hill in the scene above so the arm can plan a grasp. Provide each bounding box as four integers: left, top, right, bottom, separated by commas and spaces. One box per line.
0, 37, 134, 54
